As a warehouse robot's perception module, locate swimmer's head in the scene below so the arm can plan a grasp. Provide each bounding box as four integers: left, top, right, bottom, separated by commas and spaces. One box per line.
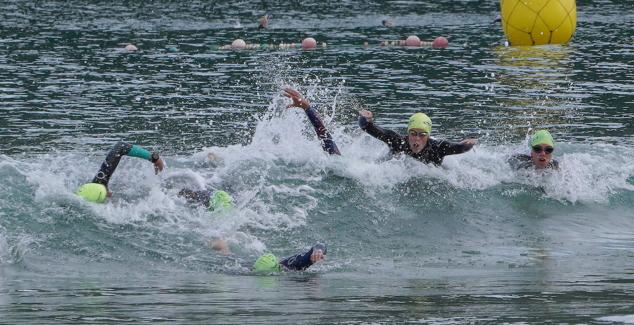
253, 253, 281, 273
258, 15, 269, 29
529, 130, 555, 169
407, 113, 432, 154
209, 190, 234, 212
76, 183, 108, 203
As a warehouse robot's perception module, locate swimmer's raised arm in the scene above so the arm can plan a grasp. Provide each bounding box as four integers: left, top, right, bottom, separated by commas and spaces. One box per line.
283, 88, 341, 155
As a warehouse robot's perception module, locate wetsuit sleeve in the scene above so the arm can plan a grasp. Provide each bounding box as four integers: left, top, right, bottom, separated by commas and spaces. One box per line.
279, 243, 327, 271
436, 140, 473, 157
91, 141, 155, 187
128, 145, 153, 160
359, 116, 404, 151
507, 154, 532, 170
304, 106, 341, 155
507, 154, 523, 169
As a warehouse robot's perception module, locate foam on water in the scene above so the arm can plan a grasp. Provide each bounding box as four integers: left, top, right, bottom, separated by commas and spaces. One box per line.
0, 230, 7, 263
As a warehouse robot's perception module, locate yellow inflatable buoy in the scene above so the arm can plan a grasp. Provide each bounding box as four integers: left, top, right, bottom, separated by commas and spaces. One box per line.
500, 0, 576, 46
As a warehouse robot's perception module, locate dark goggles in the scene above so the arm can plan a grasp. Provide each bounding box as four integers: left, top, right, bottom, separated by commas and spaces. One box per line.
408, 130, 429, 137
532, 145, 554, 154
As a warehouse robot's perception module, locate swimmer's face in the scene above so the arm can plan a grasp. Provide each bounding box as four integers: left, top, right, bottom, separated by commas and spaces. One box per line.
530, 145, 554, 169
408, 128, 429, 154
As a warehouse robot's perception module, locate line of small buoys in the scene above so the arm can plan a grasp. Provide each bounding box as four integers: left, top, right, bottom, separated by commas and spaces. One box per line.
213, 35, 448, 51
377, 35, 449, 48
216, 37, 328, 50
247, 15, 447, 49
119, 15, 449, 53
119, 35, 448, 53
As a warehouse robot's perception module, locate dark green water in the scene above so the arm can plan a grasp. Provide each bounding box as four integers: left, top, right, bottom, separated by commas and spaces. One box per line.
1, 0, 634, 323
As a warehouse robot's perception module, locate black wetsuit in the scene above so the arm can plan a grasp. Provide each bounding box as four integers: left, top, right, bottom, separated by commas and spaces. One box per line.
178, 188, 216, 208
92, 141, 157, 189
507, 154, 559, 170
279, 243, 327, 271
358, 116, 473, 165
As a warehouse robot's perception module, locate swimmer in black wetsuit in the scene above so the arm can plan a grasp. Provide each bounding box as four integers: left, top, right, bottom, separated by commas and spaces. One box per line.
283, 88, 341, 155
74, 140, 233, 211
212, 239, 327, 273
508, 130, 559, 170
358, 109, 477, 165
76, 141, 165, 203
178, 188, 234, 212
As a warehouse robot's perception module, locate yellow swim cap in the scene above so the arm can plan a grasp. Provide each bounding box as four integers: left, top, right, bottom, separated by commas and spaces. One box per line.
76, 183, 108, 203
209, 190, 234, 212
253, 253, 281, 273
530, 130, 555, 148
407, 113, 432, 134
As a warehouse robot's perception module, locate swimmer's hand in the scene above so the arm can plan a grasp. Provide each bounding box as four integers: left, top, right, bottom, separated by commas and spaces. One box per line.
310, 247, 326, 264
207, 152, 222, 162
283, 87, 311, 110
210, 239, 231, 255
359, 109, 373, 123
153, 158, 165, 175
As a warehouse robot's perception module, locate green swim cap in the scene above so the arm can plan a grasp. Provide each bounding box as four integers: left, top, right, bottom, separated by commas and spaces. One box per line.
407, 113, 432, 134
75, 183, 108, 203
530, 130, 555, 148
253, 253, 281, 273
209, 190, 234, 212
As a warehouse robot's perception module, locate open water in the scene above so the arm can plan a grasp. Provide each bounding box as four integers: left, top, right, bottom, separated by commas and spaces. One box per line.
1, 0, 634, 323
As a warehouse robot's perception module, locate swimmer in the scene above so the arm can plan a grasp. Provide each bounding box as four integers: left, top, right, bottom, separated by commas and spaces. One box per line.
258, 14, 269, 29
74, 141, 233, 211
382, 19, 395, 28
175, 152, 234, 211
508, 130, 559, 170
76, 141, 164, 203
178, 188, 234, 212
283, 88, 341, 155
358, 110, 477, 165
212, 239, 327, 273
